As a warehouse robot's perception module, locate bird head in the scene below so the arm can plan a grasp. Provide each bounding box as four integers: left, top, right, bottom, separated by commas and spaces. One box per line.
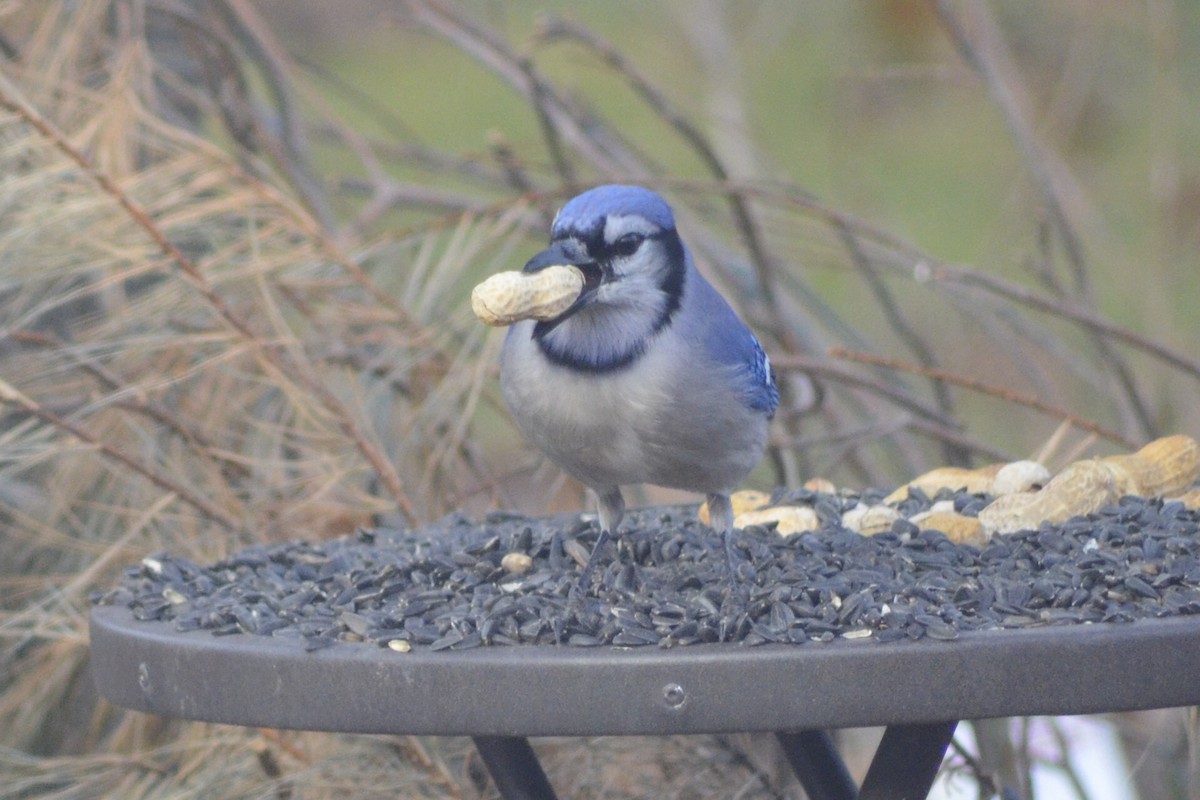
522, 185, 687, 369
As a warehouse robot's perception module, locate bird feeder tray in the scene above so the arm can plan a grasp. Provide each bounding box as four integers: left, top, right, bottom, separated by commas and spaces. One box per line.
89, 497, 1200, 800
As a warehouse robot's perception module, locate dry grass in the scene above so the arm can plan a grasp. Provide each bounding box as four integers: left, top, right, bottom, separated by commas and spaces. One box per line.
1, 2, 1197, 798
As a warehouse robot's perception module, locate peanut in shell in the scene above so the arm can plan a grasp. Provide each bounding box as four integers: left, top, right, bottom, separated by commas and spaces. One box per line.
910, 510, 987, 546
1100, 434, 1200, 497
735, 506, 820, 537
884, 463, 1004, 503
471, 266, 585, 327
978, 460, 1118, 535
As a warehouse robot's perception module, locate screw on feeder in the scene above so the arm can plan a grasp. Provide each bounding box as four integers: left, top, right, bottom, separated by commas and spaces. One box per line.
662, 683, 686, 709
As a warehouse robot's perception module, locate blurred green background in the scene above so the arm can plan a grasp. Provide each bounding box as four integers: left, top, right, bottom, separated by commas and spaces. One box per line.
276, 0, 1200, 320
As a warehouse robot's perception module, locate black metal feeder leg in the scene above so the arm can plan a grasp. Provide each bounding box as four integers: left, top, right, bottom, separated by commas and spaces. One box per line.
775, 730, 857, 800
472, 736, 558, 800
857, 720, 959, 800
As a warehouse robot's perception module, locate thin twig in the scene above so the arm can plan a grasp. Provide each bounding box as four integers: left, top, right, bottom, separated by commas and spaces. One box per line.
0, 377, 240, 531
403, 0, 627, 173
8, 329, 252, 482
932, 0, 1157, 440
904, 417, 1015, 464
770, 353, 959, 428
828, 346, 1138, 450
925, 262, 1200, 383
0, 79, 419, 523
389, 736, 464, 799
534, 17, 795, 350
771, 353, 1015, 466
651, 176, 1200, 389
156, 6, 438, 346
948, 735, 1000, 798
487, 130, 557, 232
831, 218, 967, 466
518, 54, 576, 189
931, 0, 1089, 296
211, 0, 336, 230
1046, 719, 1093, 800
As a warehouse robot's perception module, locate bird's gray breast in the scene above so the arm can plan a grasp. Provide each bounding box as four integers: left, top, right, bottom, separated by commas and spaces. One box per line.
500, 321, 768, 494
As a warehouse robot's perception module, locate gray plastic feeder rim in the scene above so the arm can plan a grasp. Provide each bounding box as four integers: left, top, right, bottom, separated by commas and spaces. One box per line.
90, 606, 1200, 737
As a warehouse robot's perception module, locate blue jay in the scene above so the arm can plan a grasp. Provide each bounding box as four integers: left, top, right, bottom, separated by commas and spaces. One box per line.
500, 185, 778, 589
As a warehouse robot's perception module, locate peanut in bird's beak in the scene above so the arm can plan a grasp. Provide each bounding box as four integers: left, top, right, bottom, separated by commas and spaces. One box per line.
470, 265, 585, 327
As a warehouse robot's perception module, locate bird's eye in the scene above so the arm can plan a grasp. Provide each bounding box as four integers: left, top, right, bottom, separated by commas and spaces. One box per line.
610, 233, 644, 258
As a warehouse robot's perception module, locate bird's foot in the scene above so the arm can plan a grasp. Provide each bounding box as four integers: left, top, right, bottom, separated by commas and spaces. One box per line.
722, 529, 752, 605
566, 486, 626, 602
705, 493, 750, 602
570, 527, 613, 601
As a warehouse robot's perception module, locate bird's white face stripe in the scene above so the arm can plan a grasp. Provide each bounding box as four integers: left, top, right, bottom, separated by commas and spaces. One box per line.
603, 213, 660, 244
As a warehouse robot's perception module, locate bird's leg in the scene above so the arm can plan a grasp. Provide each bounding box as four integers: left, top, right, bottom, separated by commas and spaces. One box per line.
576, 487, 624, 593
705, 492, 743, 591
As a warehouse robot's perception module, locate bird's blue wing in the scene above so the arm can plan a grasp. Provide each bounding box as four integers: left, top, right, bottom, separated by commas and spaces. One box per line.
743, 334, 779, 415
685, 271, 779, 417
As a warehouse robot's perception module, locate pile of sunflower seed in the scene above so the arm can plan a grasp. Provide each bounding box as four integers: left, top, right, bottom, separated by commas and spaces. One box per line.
93, 488, 1200, 652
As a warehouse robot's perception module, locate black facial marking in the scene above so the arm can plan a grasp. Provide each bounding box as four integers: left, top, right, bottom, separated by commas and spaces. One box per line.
538, 335, 649, 374
655, 230, 685, 325
608, 232, 644, 258
531, 227, 689, 374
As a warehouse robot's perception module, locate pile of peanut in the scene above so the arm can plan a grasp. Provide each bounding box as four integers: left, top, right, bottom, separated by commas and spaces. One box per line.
703, 435, 1200, 547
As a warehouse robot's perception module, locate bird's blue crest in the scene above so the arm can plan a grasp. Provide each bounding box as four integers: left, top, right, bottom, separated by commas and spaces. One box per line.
552, 185, 676, 238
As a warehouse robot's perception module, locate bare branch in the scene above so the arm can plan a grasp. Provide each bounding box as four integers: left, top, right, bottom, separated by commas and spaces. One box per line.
0, 78, 419, 523
0, 376, 240, 531
932, 0, 1157, 439
829, 346, 1138, 450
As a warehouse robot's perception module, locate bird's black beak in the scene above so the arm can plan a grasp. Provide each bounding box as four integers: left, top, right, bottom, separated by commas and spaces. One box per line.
524, 241, 605, 333
522, 241, 586, 273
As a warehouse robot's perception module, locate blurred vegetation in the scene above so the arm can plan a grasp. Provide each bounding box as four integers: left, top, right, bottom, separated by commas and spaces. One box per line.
1, 1, 1198, 798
